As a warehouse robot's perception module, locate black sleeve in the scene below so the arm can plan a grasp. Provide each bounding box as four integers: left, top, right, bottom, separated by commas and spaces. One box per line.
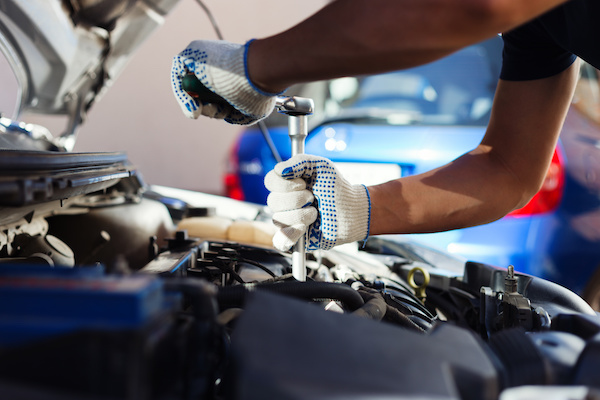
500, 19, 576, 81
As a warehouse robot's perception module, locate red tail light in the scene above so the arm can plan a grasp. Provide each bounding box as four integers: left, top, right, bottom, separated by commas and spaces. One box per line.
224, 173, 245, 200
506, 148, 565, 217
224, 138, 245, 201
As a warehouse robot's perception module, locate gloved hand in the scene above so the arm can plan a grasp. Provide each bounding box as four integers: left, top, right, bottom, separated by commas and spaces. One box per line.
170, 40, 278, 125
264, 154, 371, 251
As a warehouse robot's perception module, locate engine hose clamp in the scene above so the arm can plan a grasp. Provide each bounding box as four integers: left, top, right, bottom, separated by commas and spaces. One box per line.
407, 266, 430, 302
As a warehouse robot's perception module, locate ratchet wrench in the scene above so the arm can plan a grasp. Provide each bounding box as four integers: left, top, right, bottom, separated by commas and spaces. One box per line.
182, 74, 314, 281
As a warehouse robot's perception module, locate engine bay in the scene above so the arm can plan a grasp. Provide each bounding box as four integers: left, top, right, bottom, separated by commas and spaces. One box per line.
1, 164, 599, 400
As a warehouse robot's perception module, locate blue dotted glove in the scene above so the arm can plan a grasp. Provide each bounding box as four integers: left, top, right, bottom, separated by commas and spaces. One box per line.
264, 154, 371, 251
170, 40, 278, 125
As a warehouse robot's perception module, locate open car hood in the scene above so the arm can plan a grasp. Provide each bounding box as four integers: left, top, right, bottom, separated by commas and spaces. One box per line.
0, 0, 179, 151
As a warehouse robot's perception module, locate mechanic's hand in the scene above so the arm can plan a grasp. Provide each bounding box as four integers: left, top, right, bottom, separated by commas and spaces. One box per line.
171, 40, 278, 125
264, 155, 371, 251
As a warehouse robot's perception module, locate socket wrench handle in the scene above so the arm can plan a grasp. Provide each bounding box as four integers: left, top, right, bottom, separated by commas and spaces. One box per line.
276, 96, 314, 281
181, 74, 314, 281
181, 73, 229, 105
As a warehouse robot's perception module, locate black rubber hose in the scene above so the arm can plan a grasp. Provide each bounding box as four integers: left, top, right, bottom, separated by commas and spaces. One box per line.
164, 278, 219, 321
217, 281, 365, 311
354, 288, 387, 321
356, 287, 426, 332
354, 297, 386, 321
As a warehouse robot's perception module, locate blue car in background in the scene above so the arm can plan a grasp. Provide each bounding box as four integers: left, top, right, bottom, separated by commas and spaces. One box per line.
224, 36, 600, 309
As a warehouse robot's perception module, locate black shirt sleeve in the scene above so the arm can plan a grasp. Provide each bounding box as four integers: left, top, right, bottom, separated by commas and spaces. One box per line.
500, 19, 577, 81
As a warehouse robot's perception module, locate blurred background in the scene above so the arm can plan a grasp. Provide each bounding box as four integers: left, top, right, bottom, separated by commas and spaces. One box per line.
20, 0, 328, 195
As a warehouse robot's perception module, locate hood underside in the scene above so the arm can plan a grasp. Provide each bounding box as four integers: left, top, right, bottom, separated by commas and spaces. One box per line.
0, 0, 179, 151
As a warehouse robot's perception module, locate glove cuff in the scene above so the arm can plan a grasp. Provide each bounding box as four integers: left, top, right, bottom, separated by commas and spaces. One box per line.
210, 40, 278, 122
317, 181, 371, 250
344, 184, 371, 244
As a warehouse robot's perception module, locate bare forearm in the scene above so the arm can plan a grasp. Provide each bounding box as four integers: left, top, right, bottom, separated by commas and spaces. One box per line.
368, 63, 579, 236
368, 147, 525, 235
248, 0, 569, 92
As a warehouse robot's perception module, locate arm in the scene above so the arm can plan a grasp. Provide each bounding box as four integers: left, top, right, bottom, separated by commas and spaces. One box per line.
368, 61, 580, 235
171, 0, 569, 124
248, 0, 571, 93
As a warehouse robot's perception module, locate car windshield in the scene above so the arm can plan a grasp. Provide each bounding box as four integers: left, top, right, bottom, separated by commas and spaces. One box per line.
324, 39, 501, 127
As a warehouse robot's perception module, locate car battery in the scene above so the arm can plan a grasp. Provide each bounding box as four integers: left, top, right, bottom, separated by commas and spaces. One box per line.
0, 264, 210, 400
0, 264, 164, 346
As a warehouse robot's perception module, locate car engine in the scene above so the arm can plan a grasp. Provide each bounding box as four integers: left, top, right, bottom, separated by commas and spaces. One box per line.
0, 162, 599, 400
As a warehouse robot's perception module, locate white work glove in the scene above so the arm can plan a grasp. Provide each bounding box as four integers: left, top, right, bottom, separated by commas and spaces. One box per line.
264, 154, 371, 252
170, 40, 278, 125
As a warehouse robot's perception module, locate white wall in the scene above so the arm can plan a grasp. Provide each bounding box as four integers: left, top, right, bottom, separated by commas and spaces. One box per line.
71, 0, 327, 194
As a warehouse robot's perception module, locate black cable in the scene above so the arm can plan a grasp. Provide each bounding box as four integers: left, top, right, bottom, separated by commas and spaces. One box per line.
257, 119, 283, 163
195, 0, 283, 164
212, 247, 278, 279
194, 0, 224, 40
238, 257, 278, 278
213, 257, 246, 284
